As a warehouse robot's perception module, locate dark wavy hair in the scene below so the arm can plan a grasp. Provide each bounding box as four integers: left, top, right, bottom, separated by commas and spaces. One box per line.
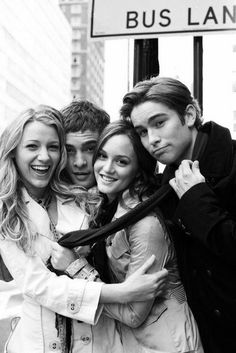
92, 120, 159, 201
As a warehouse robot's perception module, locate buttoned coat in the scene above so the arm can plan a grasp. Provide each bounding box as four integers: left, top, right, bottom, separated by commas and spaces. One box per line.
0, 189, 123, 353
159, 122, 236, 353
104, 191, 203, 353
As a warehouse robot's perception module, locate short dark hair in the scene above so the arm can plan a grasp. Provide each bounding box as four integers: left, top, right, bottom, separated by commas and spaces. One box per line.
120, 76, 203, 129
61, 100, 110, 135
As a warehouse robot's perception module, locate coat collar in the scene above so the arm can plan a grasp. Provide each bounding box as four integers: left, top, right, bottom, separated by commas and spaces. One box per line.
21, 187, 52, 237
114, 190, 141, 218
162, 121, 233, 182
198, 121, 233, 178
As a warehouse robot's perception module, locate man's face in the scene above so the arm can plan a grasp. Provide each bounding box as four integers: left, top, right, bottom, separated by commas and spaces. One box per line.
130, 101, 196, 166
65, 130, 99, 188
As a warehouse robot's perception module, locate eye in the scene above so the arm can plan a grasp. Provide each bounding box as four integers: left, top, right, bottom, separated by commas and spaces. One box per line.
97, 151, 107, 160
49, 144, 60, 151
26, 143, 38, 150
66, 146, 75, 154
86, 145, 96, 153
137, 129, 147, 138
155, 120, 165, 128
116, 158, 128, 166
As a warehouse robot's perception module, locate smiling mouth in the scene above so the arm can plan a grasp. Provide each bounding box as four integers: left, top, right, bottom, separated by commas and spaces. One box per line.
31, 165, 50, 175
100, 174, 117, 183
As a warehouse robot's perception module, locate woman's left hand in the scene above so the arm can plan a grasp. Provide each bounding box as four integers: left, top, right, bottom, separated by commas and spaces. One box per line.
50, 242, 76, 271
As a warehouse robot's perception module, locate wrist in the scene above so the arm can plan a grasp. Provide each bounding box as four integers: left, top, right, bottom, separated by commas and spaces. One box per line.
65, 257, 99, 281
100, 282, 128, 304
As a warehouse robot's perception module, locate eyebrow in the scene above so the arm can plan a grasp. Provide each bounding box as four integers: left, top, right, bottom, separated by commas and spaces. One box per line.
66, 140, 97, 147
100, 148, 130, 160
24, 139, 38, 142
24, 139, 59, 143
134, 113, 167, 129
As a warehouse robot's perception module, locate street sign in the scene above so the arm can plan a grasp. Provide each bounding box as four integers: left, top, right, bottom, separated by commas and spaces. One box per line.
90, 0, 236, 39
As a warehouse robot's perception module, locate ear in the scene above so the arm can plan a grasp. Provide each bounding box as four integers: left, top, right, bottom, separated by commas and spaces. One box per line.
184, 104, 196, 128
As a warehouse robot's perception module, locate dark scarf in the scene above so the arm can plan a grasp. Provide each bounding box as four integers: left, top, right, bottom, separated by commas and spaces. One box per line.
86, 196, 119, 282
58, 184, 172, 248
58, 128, 209, 253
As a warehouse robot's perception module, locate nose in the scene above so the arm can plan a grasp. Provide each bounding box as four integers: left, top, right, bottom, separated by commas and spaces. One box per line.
74, 152, 87, 168
38, 147, 50, 162
102, 159, 114, 174
148, 129, 161, 147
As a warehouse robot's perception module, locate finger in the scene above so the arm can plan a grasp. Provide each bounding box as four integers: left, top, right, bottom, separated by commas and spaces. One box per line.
175, 169, 181, 180
181, 159, 193, 168
51, 245, 61, 256
192, 160, 202, 176
137, 255, 156, 274
156, 283, 166, 294
192, 160, 205, 179
50, 256, 55, 268
180, 160, 193, 174
169, 178, 177, 190
156, 281, 166, 288
192, 160, 200, 172
155, 268, 168, 281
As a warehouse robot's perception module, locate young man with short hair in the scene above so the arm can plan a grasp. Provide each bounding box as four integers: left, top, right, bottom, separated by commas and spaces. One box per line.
61, 100, 110, 189
120, 76, 236, 353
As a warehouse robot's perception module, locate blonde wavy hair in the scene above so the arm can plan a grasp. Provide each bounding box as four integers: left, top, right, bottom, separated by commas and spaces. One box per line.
0, 105, 101, 253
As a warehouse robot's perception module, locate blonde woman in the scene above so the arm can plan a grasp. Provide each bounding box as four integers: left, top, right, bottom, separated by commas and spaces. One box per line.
0, 106, 167, 353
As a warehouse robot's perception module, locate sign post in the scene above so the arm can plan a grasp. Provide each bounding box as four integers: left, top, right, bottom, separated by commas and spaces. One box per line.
90, 0, 236, 39
133, 38, 159, 85
90, 0, 236, 108
193, 37, 203, 111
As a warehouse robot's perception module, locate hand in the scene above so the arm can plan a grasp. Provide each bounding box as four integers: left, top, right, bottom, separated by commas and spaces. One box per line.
169, 160, 205, 199
50, 242, 76, 271
121, 255, 168, 302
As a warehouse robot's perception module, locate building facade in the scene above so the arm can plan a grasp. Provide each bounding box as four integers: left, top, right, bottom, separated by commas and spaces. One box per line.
59, 0, 105, 107
0, 0, 71, 132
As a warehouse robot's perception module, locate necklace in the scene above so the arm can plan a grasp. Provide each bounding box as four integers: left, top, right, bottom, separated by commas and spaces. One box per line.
27, 188, 52, 210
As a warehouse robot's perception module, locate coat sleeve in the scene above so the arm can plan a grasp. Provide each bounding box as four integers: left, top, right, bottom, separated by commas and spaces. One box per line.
103, 214, 169, 328
0, 239, 103, 324
174, 182, 236, 260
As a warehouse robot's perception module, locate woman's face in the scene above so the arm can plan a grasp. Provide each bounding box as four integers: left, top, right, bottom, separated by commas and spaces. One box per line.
14, 121, 60, 198
94, 134, 139, 202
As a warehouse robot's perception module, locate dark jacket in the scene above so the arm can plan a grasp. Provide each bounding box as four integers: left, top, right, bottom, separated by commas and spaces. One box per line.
159, 121, 236, 353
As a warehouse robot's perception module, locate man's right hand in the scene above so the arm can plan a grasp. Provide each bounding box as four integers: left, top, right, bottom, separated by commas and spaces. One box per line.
169, 160, 205, 199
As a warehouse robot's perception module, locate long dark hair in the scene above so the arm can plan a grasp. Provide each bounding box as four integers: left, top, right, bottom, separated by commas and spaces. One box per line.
93, 120, 158, 200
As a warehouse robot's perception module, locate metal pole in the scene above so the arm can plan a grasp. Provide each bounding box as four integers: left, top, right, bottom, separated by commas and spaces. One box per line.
193, 36, 203, 112
133, 38, 159, 85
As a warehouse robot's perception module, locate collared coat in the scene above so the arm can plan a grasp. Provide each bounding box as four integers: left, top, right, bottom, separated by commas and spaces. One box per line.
159, 121, 236, 353
104, 190, 203, 353
0, 188, 123, 353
